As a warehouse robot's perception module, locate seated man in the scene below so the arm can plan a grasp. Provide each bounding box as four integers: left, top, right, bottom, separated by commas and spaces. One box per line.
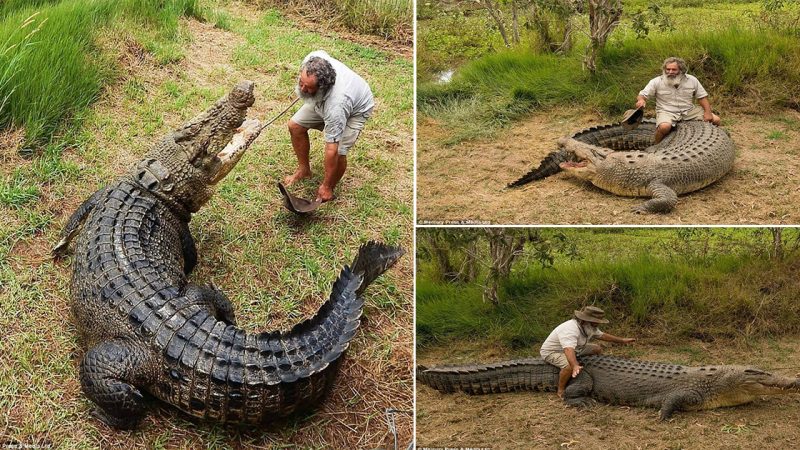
284, 50, 374, 202
635, 56, 721, 144
540, 306, 636, 398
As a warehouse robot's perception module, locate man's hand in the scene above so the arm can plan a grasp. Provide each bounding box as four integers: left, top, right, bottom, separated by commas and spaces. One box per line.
703, 112, 714, 123
620, 338, 636, 344
572, 365, 583, 378
635, 97, 646, 109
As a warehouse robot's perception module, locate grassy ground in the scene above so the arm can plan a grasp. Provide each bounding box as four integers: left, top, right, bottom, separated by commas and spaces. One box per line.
0, 1, 412, 448
417, 228, 800, 350
417, 336, 800, 449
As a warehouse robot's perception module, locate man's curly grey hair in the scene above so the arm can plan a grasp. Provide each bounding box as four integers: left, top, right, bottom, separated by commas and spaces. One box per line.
662, 56, 687, 74
301, 56, 337, 92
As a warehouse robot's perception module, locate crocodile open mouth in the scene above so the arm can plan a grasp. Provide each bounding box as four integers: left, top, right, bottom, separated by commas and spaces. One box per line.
560, 161, 589, 169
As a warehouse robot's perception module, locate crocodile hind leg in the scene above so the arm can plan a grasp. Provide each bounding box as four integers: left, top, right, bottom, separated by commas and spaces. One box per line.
562, 370, 594, 407
80, 339, 151, 430
632, 180, 678, 214
52, 187, 105, 257
183, 283, 236, 325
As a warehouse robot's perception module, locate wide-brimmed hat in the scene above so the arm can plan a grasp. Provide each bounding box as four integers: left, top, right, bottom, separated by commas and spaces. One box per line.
574, 306, 610, 324
621, 108, 644, 130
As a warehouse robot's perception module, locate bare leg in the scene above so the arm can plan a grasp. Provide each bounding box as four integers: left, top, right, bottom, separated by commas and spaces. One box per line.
318, 146, 345, 202
285, 120, 313, 185
654, 122, 672, 144
557, 366, 571, 397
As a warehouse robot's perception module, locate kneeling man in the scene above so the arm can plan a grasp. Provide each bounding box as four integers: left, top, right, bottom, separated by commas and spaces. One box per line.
540, 306, 636, 398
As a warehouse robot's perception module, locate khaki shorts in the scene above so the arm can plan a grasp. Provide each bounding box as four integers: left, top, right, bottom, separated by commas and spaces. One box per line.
290, 104, 372, 156
656, 105, 704, 127
542, 344, 602, 369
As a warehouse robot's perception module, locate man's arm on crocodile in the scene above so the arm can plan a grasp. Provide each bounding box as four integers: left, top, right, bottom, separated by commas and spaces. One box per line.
564, 347, 582, 377
597, 333, 636, 344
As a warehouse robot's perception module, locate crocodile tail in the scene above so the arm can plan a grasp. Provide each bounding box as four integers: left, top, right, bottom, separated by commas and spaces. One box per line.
416, 359, 560, 395
244, 242, 402, 417
350, 240, 405, 297
507, 149, 573, 188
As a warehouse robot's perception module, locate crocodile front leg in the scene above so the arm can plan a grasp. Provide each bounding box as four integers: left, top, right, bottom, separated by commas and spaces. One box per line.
80, 339, 153, 430
563, 370, 594, 407
632, 180, 678, 214
179, 221, 197, 275
658, 390, 704, 421
183, 283, 236, 325
52, 187, 106, 257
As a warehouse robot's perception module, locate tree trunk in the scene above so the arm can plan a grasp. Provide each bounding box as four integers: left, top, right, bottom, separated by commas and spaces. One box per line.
482, 0, 511, 47
771, 227, 784, 260
483, 229, 526, 305
424, 232, 456, 282
511, 0, 520, 45
584, 0, 623, 72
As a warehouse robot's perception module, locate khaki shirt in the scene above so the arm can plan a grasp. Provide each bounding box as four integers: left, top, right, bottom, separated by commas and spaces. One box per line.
302, 50, 374, 143
539, 319, 604, 359
639, 74, 709, 115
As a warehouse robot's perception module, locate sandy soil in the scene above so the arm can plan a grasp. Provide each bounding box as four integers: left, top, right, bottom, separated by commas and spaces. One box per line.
416, 337, 800, 450
417, 108, 800, 225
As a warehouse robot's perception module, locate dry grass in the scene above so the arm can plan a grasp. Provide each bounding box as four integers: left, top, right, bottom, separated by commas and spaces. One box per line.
1, 1, 412, 448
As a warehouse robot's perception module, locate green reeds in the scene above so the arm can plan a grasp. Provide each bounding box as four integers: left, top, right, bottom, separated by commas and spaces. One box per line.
0, 0, 201, 144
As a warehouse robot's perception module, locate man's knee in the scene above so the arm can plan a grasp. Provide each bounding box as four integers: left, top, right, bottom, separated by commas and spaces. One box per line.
581, 344, 603, 356
288, 120, 308, 136
657, 122, 673, 133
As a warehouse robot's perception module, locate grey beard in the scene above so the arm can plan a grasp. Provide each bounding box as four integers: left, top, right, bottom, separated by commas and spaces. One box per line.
295, 84, 327, 104
663, 72, 684, 88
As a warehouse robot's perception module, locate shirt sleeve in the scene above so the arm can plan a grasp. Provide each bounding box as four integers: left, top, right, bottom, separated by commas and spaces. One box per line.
694, 78, 709, 99
321, 96, 353, 143
639, 78, 657, 98
594, 328, 604, 339
558, 328, 579, 349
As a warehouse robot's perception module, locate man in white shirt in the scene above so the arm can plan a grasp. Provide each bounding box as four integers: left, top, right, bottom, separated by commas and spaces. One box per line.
284, 50, 375, 202
635, 56, 721, 144
540, 306, 636, 398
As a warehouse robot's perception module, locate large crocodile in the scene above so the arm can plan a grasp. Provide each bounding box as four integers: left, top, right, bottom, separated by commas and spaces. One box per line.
417, 355, 800, 420
508, 120, 735, 213
53, 81, 404, 429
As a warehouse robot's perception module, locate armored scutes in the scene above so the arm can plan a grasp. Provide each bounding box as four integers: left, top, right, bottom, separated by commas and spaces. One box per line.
54, 81, 404, 429
508, 120, 735, 213
418, 355, 800, 420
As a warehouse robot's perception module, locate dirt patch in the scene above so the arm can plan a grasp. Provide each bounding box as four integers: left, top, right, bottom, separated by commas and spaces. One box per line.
416, 108, 800, 224
417, 337, 800, 449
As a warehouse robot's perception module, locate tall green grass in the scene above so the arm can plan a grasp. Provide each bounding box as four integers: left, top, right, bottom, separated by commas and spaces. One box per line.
419, 26, 800, 142
417, 252, 800, 349
0, 0, 201, 144
335, 0, 411, 41
252, 0, 412, 43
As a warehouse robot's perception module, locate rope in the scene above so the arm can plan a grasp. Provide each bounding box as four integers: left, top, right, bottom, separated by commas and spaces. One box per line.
257, 96, 300, 134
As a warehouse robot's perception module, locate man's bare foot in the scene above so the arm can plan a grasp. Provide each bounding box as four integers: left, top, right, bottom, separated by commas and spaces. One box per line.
316, 184, 335, 202
557, 390, 565, 399
284, 168, 312, 186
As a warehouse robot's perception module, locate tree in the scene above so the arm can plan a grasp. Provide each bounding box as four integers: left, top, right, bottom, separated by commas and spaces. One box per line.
584, 0, 622, 72
482, 0, 513, 47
